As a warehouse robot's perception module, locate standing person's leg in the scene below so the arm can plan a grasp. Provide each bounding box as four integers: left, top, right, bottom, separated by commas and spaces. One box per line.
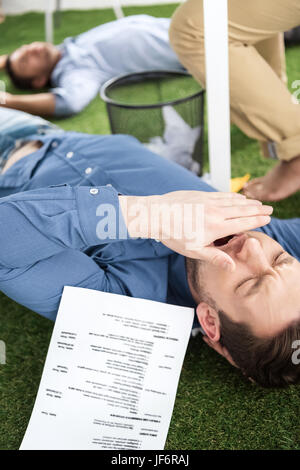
242, 33, 285, 198
254, 34, 287, 85
254, 32, 288, 163
169, 0, 300, 201
243, 33, 295, 200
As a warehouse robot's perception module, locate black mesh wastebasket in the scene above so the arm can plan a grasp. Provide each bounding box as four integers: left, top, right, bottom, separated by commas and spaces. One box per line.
100, 70, 205, 175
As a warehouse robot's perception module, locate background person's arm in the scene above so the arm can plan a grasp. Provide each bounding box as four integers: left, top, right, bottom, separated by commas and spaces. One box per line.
51, 70, 103, 116
0, 54, 7, 69
0, 91, 56, 116
0, 70, 100, 117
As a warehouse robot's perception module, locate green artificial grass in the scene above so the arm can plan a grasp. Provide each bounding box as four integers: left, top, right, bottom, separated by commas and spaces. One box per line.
0, 5, 300, 451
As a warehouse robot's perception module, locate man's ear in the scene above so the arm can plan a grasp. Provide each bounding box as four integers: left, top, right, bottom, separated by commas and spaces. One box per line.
196, 302, 220, 342
32, 75, 48, 89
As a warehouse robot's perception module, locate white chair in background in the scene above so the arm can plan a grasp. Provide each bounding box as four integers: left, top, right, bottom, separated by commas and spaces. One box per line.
45, 0, 124, 44
111, 0, 124, 19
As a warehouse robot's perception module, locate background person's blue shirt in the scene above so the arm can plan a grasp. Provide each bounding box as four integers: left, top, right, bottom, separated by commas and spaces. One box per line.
0, 131, 300, 323
50, 15, 184, 116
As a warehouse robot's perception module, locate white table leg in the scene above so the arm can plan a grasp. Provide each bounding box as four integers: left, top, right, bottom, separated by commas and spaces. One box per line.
203, 0, 231, 192
112, 0, 124, 19
45, 0, 54, 43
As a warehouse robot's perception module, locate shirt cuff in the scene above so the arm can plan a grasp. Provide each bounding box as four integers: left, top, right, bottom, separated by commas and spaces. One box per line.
75, 185, 130, 246
52, 89, 72, 117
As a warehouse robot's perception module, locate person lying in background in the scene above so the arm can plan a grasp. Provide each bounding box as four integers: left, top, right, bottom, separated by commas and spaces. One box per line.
0, 108, 299, 389
0, 15, 183, 117
169, 0, 300, 202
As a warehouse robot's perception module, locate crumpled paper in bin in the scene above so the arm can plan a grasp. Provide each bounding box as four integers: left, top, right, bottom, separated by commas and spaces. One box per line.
145, 105, 201, 174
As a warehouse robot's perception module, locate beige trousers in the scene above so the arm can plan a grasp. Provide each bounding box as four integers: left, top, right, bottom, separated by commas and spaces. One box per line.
169, 0, 300, 161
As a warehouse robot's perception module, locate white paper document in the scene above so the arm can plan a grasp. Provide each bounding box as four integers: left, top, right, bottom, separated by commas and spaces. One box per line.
20, 287, 194, 450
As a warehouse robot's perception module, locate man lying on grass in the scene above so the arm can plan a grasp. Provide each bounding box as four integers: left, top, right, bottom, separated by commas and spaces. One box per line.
0, 15, 183, 117
0, 108, 299, 388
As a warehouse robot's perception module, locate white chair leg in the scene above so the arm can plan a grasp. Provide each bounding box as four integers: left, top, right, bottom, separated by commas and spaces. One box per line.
112, 0, 124, 19
45, 0, 54, 43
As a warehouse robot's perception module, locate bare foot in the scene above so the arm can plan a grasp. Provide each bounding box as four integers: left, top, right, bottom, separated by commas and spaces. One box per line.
243, 155, 300, 201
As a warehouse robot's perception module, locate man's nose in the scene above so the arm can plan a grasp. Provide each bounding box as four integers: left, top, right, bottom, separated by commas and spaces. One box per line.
236, 237, 270, 270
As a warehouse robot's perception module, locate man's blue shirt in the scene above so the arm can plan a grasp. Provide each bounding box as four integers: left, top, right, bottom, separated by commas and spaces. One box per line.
0, 132, 203, 320
0, 131, 299, 322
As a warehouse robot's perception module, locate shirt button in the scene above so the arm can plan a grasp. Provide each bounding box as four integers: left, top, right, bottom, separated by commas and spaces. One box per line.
85, 167, 92, 174
106, 183, 112, 187
90, 188, 99, 195
66, 151, 74, 159
51, 141, 58, 147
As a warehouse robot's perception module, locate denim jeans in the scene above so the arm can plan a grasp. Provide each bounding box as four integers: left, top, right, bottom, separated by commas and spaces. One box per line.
0, 108, 61, 166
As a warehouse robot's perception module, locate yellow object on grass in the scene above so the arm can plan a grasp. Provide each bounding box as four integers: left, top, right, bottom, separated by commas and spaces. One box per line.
230, 173, 251, 193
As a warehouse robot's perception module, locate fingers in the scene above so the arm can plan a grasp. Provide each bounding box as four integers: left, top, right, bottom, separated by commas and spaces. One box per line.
211, 198, 263, 207
223, 215, 271, 234
222, 204, 273, 219
205, 191, 246, 199
194, 246, 236, 272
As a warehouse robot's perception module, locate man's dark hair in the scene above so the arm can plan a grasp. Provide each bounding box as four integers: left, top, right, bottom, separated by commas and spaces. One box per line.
218, 310, 300, 388
5, 54, 34, 90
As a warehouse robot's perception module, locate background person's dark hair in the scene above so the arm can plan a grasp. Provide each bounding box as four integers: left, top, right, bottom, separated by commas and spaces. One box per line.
218, 310, 300, 388
5, 54, 34, 90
